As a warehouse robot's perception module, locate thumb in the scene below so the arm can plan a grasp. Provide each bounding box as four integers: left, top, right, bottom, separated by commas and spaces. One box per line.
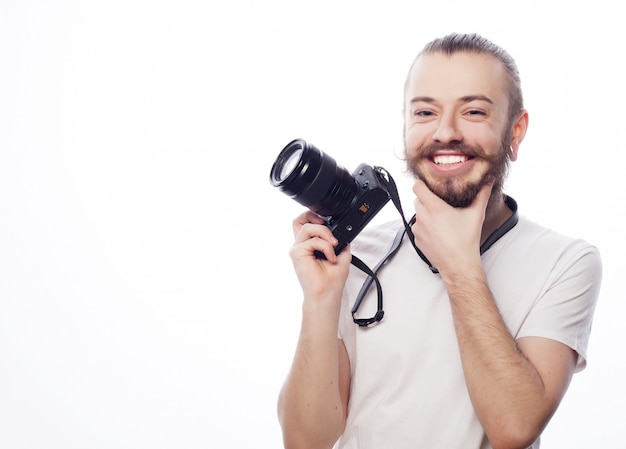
473, 178, 495, 211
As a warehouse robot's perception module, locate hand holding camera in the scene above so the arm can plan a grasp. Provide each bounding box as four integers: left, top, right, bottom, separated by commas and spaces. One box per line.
270, 138, 419, 325
270, 138, 391, 255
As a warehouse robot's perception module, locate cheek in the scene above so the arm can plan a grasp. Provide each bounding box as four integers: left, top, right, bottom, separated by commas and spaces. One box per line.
403, 126, 427, 152
462, 128, 504, 155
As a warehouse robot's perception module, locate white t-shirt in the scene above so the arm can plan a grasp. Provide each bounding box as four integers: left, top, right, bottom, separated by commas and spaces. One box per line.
337, 213, 601, 449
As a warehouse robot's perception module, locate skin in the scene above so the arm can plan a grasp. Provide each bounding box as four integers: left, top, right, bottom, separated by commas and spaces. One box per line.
277, 210, 351, 449
277, 51, 578, 449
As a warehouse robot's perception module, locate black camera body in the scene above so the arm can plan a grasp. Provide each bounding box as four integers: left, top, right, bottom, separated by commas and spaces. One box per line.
325, 163, 390, 254
270, 139, 390, 254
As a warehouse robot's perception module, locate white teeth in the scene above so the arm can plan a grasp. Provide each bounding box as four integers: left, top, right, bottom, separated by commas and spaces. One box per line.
433, 154, 467, 165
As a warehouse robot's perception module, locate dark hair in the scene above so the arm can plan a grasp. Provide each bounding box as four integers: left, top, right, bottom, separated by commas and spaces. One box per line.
407, 33, 524, 126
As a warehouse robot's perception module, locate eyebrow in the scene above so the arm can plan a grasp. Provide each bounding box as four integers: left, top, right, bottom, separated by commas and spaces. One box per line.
409, 94, 494, 105
409, 96, 435, 104
460, 94, 494, 104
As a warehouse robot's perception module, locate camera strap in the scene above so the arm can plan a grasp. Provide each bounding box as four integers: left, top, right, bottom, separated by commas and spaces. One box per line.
350, 225, 405, 326
376, 167, 439, 273
351, 167, 436, 326
350, 167, 519, 327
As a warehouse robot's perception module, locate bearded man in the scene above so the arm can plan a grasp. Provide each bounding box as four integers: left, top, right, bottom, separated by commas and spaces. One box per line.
276, 33, 602, 449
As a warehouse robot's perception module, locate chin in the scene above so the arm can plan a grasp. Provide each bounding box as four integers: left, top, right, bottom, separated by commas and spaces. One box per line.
427, 176, 489, 208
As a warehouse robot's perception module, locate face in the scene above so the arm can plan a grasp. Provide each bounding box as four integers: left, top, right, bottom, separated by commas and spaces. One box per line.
404, 51, 520, 208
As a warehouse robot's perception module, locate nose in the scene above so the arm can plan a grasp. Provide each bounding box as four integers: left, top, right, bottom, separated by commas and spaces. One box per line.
432, 112, 463, 144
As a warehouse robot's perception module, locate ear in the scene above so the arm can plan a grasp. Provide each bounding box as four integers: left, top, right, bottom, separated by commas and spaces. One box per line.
509, 110, 529, 161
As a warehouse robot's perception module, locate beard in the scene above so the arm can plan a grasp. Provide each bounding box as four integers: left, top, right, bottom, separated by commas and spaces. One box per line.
404, 136, 511, 208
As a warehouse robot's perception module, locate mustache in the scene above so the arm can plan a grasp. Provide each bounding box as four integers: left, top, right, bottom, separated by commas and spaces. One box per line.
403, 141, 512, 192
406, 142, 492, 161
403, 142, 509, 174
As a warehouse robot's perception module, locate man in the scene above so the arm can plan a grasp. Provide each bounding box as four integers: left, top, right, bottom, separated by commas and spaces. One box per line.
276, 33, 601, 449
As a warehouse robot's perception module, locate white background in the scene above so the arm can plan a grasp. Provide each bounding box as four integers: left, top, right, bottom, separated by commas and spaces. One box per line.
1, 0, 624, 447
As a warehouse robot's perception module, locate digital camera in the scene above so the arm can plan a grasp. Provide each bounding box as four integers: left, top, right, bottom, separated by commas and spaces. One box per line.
269, 138, 390, 254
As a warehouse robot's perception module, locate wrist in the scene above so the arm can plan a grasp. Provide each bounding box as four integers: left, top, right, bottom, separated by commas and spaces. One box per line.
439, 259, 487, 290
300, 294, 343, 336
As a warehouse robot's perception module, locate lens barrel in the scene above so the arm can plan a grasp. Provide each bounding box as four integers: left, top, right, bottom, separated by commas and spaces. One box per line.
270, 139, 357, 218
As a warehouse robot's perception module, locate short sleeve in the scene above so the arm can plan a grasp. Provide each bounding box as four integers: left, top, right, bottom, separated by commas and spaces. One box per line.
516, 242, 602, 372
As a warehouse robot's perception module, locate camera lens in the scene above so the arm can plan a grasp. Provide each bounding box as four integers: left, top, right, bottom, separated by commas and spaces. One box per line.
270, 139, 357, 217
277, 147, 303, 182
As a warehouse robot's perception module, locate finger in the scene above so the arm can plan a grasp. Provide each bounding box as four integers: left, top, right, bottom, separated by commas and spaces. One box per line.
294, 222, 340, 263
412, 178, 428, 197
290, 237, 337, 262
471, 179, 494, 211
412, 179, 428, 215
292, 210, 326, 237
295, 222, 337, 245
336, 243, 352, 263
412, 178, 444, 209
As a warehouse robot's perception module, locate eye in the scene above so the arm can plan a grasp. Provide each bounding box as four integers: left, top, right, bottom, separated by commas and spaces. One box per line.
413, 109, 435, 117
463, 108, 489, 121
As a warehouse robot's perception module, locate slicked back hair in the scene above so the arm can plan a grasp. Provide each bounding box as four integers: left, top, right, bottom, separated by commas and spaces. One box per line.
406, 33, 524, 128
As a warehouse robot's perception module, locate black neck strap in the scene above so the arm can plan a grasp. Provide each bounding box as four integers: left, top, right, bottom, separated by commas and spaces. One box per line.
351, 169, 519, 326
479, 195, 519, 254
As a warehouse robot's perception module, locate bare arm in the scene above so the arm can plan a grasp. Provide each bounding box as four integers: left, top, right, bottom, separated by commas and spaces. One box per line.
277, 211, 352, 449
444, 266, 576, 449
412, 180, 577, 449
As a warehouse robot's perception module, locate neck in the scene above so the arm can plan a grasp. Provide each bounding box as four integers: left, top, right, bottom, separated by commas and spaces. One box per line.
481, 192, 513, 245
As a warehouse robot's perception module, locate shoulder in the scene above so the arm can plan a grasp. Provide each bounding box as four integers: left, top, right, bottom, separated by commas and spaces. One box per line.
485, 214, 602, 312
350, 218, 404, 261
506, 218, 602, 371
513, 216, 602, 268
341, 218, 407, 311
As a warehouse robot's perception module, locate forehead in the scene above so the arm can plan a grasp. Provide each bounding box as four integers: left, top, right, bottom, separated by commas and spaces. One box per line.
406, 51, 509, 105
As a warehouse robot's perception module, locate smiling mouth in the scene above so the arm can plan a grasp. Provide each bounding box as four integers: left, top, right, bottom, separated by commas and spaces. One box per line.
432, 154, 474, 165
